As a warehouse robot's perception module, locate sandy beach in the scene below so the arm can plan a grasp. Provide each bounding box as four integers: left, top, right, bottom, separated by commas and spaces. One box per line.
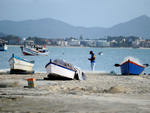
0, 71, 150, 113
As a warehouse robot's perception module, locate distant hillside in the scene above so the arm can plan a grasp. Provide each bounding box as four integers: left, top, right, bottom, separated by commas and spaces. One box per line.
107, 15, 150, 38
0, 15, 150, 39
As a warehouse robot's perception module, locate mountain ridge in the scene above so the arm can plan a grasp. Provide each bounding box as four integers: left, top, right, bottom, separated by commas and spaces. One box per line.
0, 15, 150, 39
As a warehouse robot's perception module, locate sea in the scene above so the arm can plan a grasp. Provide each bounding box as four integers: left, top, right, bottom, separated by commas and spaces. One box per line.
0, 46, 150, 74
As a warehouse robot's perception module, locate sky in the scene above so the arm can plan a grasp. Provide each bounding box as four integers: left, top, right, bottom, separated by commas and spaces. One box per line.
0, 0, 150, 28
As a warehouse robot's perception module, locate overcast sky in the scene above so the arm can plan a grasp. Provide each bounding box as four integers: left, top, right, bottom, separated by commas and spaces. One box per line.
0, 0, 150, 27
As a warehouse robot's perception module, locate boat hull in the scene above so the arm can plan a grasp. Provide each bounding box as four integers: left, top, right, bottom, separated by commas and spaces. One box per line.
120, 60, 145, 75
9, 55, 34, 74
21, 47, 48, 56
45, 62, 76, 79
0, 45, 7, 51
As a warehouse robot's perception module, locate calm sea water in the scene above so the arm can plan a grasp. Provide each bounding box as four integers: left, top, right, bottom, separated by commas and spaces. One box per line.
0, 46, 150, 74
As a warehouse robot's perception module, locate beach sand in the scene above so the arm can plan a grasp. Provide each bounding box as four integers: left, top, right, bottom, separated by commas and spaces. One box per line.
0, 72, 150, 113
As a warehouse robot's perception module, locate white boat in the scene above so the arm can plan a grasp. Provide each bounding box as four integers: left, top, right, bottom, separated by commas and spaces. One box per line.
20, 40, 48, 56
9, 54, 35, 74
0, 39, 8, 51
21, 47, 48, 56
45, 59, 76, 80
98, 51, 103, 55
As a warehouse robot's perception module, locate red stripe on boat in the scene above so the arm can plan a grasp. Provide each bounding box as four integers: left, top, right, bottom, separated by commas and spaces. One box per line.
121, 60, 145, 68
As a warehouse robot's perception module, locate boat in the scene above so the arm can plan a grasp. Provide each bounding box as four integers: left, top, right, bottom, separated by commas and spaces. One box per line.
20, 40, 48, 56
45, 59, 76, 80
115, 58, 148, 75
45, 59, 86, 80
98, 51, 103, 55
9, 54, 35, 74
0, 39, 8, 51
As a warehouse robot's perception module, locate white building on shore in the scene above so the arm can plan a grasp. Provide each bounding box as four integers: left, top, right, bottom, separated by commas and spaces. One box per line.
96, 40, 110, 47
68, 39, 80, 46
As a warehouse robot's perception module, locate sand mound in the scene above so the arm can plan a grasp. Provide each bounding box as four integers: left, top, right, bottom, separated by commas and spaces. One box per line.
106, 85, 128, 93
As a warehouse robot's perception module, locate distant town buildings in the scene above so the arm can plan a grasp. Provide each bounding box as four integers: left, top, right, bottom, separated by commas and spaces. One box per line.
0, 35, 150, 48
139, 39, 150, 48
96, 40, 110, 47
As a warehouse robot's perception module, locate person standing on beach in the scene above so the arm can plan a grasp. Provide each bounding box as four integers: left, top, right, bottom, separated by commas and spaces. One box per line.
88, 51, 96, 71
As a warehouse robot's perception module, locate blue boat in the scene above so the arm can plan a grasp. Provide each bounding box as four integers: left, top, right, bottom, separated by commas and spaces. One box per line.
120, 60, 146, 75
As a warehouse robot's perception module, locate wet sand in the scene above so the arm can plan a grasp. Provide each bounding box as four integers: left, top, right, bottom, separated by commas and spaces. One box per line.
0, 72, 150, 113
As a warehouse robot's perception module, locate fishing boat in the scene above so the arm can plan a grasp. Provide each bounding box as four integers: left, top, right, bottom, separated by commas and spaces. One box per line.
45, 59, 86, 80
20, 40, 48, 56
45, 59, 76, 80
115, 58, 148, 75
0, 39, 7, 51
9, 54, 35, 74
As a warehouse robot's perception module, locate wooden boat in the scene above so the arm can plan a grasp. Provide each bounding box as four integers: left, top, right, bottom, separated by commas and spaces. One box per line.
0, 39, 7, 51
9, 54, 35, 74
115, 58, 148, 75
20, 40, 48, 56
45, 59, 77, 80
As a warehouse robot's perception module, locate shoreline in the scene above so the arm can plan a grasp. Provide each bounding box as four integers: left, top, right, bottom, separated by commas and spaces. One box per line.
0, 69, 110, 74
7, 45, 150, 49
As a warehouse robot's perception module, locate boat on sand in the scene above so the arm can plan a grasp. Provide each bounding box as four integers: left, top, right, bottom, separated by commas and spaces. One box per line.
115, 57, 148, 75
9, 54, 35, 74
45, 59, 86, 80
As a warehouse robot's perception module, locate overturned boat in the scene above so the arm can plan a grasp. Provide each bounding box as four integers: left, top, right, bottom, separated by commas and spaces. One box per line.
9, 54, 35, 74
45, 59, 86, 80
115, 57, 148, 75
